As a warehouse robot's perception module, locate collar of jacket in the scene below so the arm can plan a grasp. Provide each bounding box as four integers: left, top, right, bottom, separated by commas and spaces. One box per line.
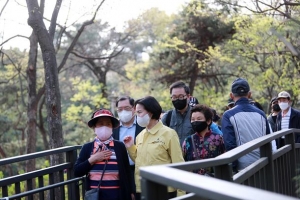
235, 97, 250, 105
147, 121, 163, 135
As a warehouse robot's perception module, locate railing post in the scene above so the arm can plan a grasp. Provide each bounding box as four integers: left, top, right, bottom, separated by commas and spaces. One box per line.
259, 141, 274, 192
141, 177, 168, 200
214, 163, 233, 181
285, 131, 296, 197
66, 148, 80, 200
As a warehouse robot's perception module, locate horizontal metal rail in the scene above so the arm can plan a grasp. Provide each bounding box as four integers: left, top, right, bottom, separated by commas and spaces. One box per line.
166, 129, 300, 171
0, 163, 71, 186
0, 145, 83, 200
0, 146, 81, 165
140, 165, 299, 200
1, 177, 84, 199
233, 157, 268, 183
140, 129, 300, 199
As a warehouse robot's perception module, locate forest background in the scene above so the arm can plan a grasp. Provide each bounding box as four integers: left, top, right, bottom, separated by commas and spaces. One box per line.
1, 0, 300, 176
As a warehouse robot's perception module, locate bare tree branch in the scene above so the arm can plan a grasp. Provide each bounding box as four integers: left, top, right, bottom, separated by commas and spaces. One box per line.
270, 27, 300, 58
14, 0, 26, 7
71, 47, 124, 60
0, 35, 29, 47
49, 0, 62, 40
57, 0, 106, 72
40, 0, 45, 16
0, 0, 9, 18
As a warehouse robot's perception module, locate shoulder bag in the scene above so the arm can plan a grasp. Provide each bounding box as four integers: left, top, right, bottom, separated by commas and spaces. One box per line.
84, 159, 108, 200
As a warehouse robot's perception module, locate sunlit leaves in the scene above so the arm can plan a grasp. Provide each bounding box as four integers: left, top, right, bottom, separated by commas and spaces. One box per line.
64, 78, 108, 123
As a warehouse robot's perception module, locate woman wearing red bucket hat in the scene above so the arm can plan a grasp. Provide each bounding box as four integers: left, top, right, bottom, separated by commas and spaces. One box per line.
74, 109, 134, 200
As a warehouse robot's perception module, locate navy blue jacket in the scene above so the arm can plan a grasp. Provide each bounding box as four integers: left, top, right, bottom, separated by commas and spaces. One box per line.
221, 97, 270, 170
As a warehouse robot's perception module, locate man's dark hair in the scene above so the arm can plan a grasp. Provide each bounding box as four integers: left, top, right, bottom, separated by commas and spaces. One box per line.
116, 96, 134, 107
135, 96, 162, 120
169, 81, 190, 94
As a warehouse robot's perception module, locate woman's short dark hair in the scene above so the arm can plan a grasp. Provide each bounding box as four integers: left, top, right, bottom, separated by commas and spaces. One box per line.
135, 96, 162, 120
190, 104, 213, 123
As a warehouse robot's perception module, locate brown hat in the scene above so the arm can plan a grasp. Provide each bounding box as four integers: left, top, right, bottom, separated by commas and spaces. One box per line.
88, 109, 119, 128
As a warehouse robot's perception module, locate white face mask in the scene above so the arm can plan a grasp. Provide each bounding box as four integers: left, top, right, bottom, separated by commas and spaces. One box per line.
137, 113, 150, 127
279, 102, 289, 111
95, 126, 112, 140
118, 110, 133, 123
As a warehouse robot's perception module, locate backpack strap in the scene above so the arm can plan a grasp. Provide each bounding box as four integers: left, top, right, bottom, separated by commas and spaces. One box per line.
166, 110, 173, 127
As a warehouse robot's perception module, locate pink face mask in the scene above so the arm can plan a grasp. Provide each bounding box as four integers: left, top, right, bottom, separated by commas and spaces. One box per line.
95, 126, 112, 140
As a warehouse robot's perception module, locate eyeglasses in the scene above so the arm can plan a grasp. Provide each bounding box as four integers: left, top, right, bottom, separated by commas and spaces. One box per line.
170, 95, 187, 101
117, 106, 133, 112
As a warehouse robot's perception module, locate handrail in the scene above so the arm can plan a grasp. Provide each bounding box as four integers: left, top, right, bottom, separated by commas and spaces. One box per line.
139, 129, 300, 199
167, 129, 300, 171
2, 177, 84, 199
0, 163, 71, 186
140, 165, 299, 200
0, 145, 83, 200
0, 145, 82, 165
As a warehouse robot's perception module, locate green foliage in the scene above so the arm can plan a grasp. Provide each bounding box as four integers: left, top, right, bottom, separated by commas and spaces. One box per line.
149, 0, 235, 94
62, 78, 109, 145
0, 48, 31, 158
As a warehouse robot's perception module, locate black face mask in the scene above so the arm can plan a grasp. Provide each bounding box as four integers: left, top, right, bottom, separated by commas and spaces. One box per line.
272, 104, 281, 112
172, 99, 187, 110
191, 121, 208, 133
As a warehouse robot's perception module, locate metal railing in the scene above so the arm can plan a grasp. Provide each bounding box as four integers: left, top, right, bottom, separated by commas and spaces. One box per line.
140, 129, 300, 200
0, 146, 83, 200
1, 129, 299, 200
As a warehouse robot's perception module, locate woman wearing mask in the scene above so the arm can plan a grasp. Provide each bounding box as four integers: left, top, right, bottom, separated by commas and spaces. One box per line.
123, 96, 185, 200
74, 109, 134, 200
182, 104, 225, 176
267, 97, 281, 132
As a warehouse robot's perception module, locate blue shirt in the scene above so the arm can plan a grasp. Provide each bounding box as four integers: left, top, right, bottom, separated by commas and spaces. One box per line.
210, 122, 222, 135
119, 119, 137, 165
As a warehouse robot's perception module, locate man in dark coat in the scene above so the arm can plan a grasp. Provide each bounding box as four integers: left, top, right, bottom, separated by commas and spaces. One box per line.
112, 96, 144, 197
275, 91, 300, 148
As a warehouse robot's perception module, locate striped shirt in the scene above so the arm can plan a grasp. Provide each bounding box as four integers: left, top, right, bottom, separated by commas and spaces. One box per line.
281, 107, 291, 130
281, 107, 291, 138
89, 140, 120, 199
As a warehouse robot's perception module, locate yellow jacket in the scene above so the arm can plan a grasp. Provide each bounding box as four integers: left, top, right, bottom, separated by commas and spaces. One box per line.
127, 121, 184, 193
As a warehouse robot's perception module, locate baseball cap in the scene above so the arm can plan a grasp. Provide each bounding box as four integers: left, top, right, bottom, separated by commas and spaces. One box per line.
88, 109, 120, 128
231, 78, 250, 95
277, 91, 291, 99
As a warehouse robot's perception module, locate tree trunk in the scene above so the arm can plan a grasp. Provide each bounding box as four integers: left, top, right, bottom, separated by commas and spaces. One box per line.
26, 31, 38, 173
26, 0, 64, 150
38, 95, 50, 151
189, 63, 199, 95
26, 1, 64, 199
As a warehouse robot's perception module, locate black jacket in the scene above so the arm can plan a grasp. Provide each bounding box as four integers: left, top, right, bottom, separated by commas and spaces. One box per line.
74, 140, 133, 200
275, 107, 300, 143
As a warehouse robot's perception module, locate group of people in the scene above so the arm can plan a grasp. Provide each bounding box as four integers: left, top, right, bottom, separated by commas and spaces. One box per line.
74, 78, 300, 200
